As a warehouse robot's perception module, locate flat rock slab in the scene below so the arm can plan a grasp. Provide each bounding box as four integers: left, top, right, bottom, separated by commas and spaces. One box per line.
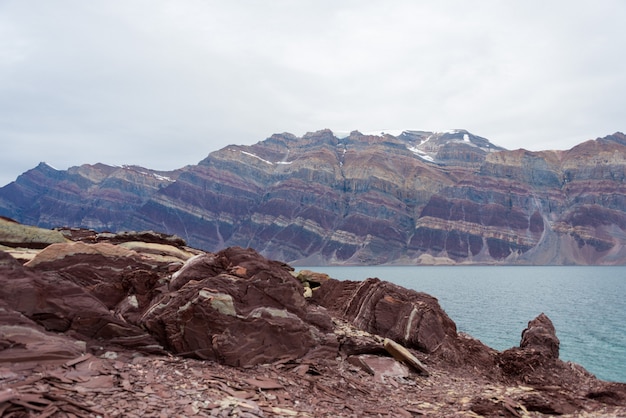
349, 354, 409, 382
383, 338, 430, 376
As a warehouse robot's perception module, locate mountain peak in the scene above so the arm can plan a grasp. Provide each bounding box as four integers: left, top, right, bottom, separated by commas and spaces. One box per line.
391, 130, 505, 166
301, 129, 505, 166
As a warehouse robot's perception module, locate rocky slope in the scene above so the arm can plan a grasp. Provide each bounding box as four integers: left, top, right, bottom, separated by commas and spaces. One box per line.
1, 220, 625, 417
2, 130, 626, 265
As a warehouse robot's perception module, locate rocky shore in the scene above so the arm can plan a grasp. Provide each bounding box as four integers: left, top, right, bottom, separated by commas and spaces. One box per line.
1, 217, 625, 417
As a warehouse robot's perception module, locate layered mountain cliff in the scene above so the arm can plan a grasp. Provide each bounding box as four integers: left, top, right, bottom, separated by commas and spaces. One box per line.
2, 129, 626, 265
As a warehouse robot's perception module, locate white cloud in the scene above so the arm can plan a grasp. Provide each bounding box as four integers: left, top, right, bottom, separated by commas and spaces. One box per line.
1, 0, 626, 186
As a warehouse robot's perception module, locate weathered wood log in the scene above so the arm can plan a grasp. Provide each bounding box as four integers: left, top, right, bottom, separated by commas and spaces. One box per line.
383, 338, 429, 376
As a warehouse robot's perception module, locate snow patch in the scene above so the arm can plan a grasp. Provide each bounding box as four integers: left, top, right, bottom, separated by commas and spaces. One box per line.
463, 133, 470, 142
153, 173, 173, 182
42, 162, 59, 170
240, 150, 293, 165
407, 145, 435, 162
241, 151, 273, 165
420, 135, 433, 146
131, 168, 173, 181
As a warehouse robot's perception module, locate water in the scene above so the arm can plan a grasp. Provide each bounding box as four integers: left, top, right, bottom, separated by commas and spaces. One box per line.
298, 266, 626, 382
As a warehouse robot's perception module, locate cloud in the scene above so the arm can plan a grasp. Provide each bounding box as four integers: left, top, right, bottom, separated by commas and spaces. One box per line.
1, 0, 626, 186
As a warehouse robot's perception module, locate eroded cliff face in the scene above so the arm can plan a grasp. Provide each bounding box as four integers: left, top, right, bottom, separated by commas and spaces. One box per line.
2, 130, 626, 265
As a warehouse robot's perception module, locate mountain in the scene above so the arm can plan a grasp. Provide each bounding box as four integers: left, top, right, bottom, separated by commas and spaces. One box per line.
2, 129, 626, 265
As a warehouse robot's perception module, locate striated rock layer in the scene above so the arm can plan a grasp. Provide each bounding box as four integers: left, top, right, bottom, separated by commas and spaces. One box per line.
1, 223, 625, 416
2, 130, 626, 264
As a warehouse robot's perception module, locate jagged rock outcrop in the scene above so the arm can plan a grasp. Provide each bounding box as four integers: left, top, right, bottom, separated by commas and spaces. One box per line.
496, 313, 574, 385
520, 313, 560, 358
0, 248, 165, 354
0, 298, 86, 363
2, 130, 626, 265
141, 247, 338, 366
311, 277, 459, 355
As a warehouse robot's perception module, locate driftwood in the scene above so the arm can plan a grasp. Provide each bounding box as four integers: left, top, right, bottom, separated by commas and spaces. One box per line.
383, 338, 430, 376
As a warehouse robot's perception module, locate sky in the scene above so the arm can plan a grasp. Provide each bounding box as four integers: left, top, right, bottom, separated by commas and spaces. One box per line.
1, 1, 626, 186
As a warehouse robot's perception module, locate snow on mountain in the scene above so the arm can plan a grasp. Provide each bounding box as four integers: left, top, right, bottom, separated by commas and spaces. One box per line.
330, 129, 504, 164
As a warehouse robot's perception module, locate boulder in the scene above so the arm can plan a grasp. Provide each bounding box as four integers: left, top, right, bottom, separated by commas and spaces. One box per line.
23, 241, 178, 310
24, 242, 149, 309
311, 277, 458, 355
117, 241, 196, 264
497, 313, 584, 386
95, 230, 187, 248
348, 354, 409, 383
294, 269, 331, 288
0, 217, 68, 250
141, 247, 337, 366
0, 300, 86, 364
0, 249, 164, 354
520, 312, 560, 358
383, 338, 429, 376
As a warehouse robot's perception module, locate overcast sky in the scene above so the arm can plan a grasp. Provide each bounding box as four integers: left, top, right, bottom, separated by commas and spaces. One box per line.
1, 1, 626, 186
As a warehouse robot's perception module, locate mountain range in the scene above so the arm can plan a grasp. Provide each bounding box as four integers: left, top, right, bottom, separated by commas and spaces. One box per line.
2, 129, 626, 265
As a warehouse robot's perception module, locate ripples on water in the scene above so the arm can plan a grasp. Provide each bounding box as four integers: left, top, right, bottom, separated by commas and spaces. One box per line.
299, 266, 626, 383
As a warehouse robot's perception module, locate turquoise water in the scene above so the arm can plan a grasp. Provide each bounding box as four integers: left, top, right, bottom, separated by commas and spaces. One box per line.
299, 266, 626, 383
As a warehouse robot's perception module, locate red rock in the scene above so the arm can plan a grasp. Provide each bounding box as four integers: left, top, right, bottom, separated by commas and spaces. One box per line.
141, 247, 337, 366
0, 249, 164, 354
24, 242, 150, 309
0, 242, 625, 416
348, 354, 409, 383
497, 313, 583, 388
0, 300, 85, 364
312, 277, 458, 355
520, 313, 560, 358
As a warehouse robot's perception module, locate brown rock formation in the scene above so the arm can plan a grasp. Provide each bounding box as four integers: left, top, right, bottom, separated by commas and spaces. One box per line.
0, 250, 164, 354
0, 298, 86, 364
520, 312, 560, 358
311, 277, 459, 356
141, 247, 337, 366
0, 225, 625, 416
497, 312, 577, 387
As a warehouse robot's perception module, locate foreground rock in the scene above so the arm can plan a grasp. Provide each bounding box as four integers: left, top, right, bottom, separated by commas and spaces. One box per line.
520, 313, 560, 358
311, 277, 460, 355
0, 299, 86, 364
1, 222, 625, 416
141, 248, 337, 366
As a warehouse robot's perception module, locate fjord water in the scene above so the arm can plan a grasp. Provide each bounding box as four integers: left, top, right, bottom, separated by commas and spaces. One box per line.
300, 266, 626, 382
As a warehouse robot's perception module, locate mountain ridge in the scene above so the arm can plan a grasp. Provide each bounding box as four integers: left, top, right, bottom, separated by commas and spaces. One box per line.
2, 129, 626, 265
